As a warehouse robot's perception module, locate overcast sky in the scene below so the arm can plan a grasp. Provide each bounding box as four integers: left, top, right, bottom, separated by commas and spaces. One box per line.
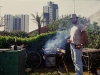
0, 0, 100, 32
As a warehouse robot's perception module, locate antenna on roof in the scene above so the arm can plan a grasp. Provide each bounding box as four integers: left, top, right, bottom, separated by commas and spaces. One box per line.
73, 0, 75, 14
0, 6, 3, 17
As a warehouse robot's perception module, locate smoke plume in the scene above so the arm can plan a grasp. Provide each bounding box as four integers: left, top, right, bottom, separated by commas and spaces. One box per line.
44, 30, 70, 49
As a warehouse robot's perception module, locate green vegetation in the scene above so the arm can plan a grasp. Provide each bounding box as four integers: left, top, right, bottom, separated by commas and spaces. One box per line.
0, 31, 56, 49
31, 12, 44, 35
0, 15, 100, 72
29, 15, 90, 36
0, 15, 100, 49
0, 30, 29, 38
85, 23, 100, 49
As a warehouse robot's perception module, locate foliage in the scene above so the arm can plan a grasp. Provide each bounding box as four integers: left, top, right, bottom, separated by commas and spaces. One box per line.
28, 32, 56, 52
47, 21, 59, 32
30, 14, 90, 36
31, 12, 44, 35
1, 13, 100, 70
0, 36, 15, 48
0, 31, 10, 36
0, 26, 100, 68
29, 30, 38, 37
84, 21, 100, 49
0, 36, 28, 48
46, 15, 72, 32
0, 32, 56, 49
84, 28, 100, 49
93, 21, 99, 30
11, 30, 29, 38
0, 30, 29, 38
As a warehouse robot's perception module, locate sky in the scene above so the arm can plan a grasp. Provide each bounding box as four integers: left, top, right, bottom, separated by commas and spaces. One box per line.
0, 0, 100, 32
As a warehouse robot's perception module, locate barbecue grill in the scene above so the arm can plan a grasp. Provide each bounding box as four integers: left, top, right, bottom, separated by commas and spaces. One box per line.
42, 48, 69, 74
43, 48, 65, 55
42, 48, 66, 66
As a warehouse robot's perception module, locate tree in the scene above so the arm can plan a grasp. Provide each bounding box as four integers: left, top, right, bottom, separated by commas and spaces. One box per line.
93, 22, 98, 30
31, 12, 44, 35
12, 30, 29, 38
47, 15, 73, 32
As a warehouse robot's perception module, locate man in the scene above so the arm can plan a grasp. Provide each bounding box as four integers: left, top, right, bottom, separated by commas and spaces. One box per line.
67, 14, 87, 75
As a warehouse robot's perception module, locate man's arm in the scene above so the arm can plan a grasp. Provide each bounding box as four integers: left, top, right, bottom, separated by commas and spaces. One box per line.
81, 31, 87, 45
75, 31, 87, 49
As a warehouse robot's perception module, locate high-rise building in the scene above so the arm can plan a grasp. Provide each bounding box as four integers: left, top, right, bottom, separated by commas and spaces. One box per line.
14, 15, 29, 33
13, 16, 21, 31
4, 14, 29, 33
43, 1, 58, 25
4, 14, 14, 32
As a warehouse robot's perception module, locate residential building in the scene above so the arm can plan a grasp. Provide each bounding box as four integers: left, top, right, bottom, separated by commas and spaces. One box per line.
43, 1, 58, 25
15, 15, 29, 33
13, 16, 21, 31
4, 14, 29, 33
4, 14, 14, 32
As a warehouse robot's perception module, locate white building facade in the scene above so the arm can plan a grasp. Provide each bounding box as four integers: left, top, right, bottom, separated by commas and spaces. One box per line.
4, 14, 14, 32
4, 14, 29, 33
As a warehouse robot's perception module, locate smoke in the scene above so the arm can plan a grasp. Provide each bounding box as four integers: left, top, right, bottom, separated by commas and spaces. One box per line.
44, 30, 70, 49
43, 15, 72, 50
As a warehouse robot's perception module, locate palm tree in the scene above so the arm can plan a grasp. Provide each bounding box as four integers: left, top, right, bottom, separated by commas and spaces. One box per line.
31, 12, 44, 35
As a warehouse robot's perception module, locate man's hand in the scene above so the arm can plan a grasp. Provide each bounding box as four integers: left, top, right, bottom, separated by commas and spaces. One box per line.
67, 39, 72, 43
75, 44, 82, 49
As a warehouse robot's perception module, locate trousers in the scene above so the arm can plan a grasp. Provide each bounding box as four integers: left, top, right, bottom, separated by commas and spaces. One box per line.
70, 43, 83, 75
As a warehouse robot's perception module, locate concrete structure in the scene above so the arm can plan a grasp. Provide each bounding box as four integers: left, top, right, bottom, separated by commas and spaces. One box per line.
14, 15, 29, 33
4, 14, 14, 32
13, 16, 21, 31
43, 1, 58, 25
4, 14, 29, 33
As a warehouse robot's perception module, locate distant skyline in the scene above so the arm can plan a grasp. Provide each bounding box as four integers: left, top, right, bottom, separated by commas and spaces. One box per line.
0, 0, 100, 32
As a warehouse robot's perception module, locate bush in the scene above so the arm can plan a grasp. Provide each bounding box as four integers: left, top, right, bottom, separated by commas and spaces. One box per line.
84, 28, 100, 49
0, 32, 56, 49
0, 30, 29, 38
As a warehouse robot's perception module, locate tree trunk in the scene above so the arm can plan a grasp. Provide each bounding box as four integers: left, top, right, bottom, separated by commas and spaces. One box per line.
38, 24, 41, 35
